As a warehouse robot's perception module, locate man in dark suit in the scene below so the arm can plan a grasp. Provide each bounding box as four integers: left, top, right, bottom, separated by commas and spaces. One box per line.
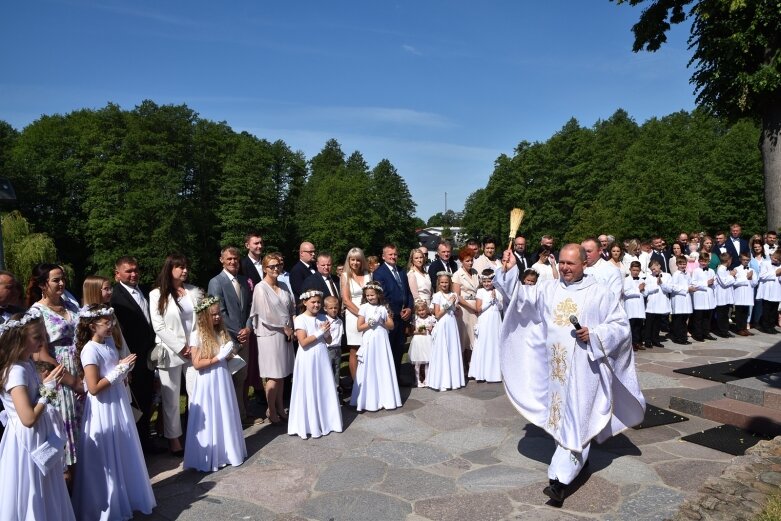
429, 241, 459, 289
650, 236, 671, 274
725, 223, 749, 270
238, 231, 264, 288
373, 244, 414, 381
207, 246, 257, 426
111, 256, 159, 452
303, 252, 341, 299
512, 235, 534, 275
289, 241, 317, 303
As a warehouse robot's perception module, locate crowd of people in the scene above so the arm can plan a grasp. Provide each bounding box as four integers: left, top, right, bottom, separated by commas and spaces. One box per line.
0, 223, 780, 517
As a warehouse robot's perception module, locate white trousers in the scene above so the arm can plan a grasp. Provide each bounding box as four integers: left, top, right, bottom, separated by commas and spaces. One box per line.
158, 363, 196, 438
548, 442, 591, 485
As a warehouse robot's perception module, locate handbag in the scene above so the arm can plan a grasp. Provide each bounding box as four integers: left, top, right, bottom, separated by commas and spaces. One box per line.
128, 388, 143, 423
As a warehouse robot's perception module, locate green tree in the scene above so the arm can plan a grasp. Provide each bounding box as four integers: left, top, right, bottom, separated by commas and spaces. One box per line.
368, 158, 418, 260
2, 211, 58, 288
613, 0, 781, 229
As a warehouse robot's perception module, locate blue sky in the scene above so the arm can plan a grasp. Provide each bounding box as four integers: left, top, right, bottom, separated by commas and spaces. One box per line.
0, 1, 695, 220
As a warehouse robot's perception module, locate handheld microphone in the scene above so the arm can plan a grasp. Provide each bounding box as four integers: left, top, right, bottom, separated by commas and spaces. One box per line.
569, 315, 582, 330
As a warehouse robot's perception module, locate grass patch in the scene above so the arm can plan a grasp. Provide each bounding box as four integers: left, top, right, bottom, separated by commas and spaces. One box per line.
757, 493, 781, 521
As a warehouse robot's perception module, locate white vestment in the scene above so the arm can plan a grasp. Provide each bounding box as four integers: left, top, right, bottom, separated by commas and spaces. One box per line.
495, 266, 645, 453
584, 258, 623, 298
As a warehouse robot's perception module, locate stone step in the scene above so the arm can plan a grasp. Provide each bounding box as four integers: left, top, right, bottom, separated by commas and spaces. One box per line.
700, 398, 781, 436
724, 372, 781, 411
669, 384, 726, 417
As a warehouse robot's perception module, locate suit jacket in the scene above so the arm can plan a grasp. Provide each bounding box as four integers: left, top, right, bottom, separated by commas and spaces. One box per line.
513, 251, 534, 276
111, 283, 155, 359
650, 250, 671, 273
149, 284, 202, 367
302, 272, 341, 300
374, 263, 413, 315
289, 260, 316, 302
725, 237, 749, 269
428, 258, 459, 289
239, 256, 263, 287
207, 271, 253, 342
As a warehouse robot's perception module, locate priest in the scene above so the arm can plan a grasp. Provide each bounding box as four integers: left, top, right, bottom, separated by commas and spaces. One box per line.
495, 243, 645, 506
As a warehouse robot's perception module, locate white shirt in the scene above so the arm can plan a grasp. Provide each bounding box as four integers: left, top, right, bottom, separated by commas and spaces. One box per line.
120, 281, 150, 323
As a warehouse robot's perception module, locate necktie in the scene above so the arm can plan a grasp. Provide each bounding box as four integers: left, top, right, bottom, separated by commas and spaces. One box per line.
132, 289, 150, 323
231, 277, 242, 304
392, 267, 402, 286
327, 277, 338, 297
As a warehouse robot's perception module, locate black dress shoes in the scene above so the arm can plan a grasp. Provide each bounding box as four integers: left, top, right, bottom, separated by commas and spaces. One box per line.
543, 479, 566, 506
705, 334, 718, 340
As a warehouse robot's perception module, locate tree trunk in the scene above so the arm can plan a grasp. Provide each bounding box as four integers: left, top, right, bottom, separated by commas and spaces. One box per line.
761, 101, 781, 231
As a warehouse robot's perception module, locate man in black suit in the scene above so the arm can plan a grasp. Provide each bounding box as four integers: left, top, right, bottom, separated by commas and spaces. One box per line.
289, 241, 317, 303
725, 223, 749, 269
207, 246, 257, 425
111, 256, 158, 452
0, 271, 23, 323
428, 241, 459, 289
303, 252, 341, 299
238, 231, 264, 288
513, 235, 534, 276
373, 244, 414, 380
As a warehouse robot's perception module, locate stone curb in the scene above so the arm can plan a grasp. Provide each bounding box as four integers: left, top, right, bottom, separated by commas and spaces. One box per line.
669, 435, 781, 521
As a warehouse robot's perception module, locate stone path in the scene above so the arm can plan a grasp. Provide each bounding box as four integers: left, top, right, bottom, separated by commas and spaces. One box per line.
137, 332, 781, 521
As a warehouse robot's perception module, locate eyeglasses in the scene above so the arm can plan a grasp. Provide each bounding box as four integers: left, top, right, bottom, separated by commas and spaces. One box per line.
266, 264, 283, 270
302, 250, 316, 254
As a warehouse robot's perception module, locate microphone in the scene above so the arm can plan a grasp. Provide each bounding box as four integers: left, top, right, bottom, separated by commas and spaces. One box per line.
569, 315, 582, 330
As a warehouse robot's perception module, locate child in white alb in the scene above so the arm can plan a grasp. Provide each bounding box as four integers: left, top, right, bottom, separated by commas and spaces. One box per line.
409, 300, 435, 387
713, 253, 736, 337
642, 260, 672, 349
323, 296, 344, 388
691, 252, 717, 341
623, 261, 646, 351
669, 256, 694, 345
468, 269, 503, 382
733, 252, 758, 335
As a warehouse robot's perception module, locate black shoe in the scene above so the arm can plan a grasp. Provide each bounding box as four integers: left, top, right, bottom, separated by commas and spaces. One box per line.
705, 335, 718, 340
543, 479, 566, 505
652, 342, 664, 348
644, 343, 653, 349
692, 336, 704, 342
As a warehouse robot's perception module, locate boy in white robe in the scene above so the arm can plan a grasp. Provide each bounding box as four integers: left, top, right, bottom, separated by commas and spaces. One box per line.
690, 252, 717, 342
757, 251, 781, 334
642, 260, 672, 349
622, 261, 645, 351
733, 253, 757, 336
496, 244, 645, 506
713, 253, 736, 338
669, 256, 694, 345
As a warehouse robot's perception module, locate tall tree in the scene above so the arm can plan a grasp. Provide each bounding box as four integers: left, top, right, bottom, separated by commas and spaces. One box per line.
613, 0, 781, 229
368, 159, 418, 259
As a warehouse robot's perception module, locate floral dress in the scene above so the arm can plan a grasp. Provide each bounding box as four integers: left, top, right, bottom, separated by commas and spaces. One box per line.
32, 301, 82, 466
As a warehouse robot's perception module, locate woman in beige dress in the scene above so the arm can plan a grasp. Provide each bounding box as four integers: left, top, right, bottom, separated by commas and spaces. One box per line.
452, 247, 479, 374
250, 253, 295, 423
407, 248, 432, 307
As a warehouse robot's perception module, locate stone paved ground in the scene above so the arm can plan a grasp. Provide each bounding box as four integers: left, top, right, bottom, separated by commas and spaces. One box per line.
137, 332, 781, 521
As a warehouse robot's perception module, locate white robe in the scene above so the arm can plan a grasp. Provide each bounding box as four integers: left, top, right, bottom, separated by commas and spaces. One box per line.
495, 266, 645, 453
584, 258, 623, 298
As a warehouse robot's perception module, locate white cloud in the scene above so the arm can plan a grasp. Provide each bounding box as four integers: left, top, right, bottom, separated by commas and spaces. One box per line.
402, 44, 422, 56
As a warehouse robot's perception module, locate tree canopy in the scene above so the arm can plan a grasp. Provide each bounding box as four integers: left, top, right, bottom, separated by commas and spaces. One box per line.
613, 0, 781, 229
0, 102, 417, 288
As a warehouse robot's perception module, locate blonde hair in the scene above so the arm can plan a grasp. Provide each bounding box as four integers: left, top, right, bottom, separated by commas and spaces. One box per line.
0, 315, 43, 388
196, 303, 230, 359
407, 248, 426, 275
342, 247, 368, 279
82, 275, 123, 350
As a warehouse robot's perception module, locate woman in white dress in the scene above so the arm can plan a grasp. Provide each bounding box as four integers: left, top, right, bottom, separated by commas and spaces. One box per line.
72, 305, 155, 520
427, 272, 464, 391
608, 242, 630, 278
149, 254, 202, 456
340, 247, 371, 382
468, 272, 503, 383
530, 250, 559, 282
289, 290, 343, 438
407, 248, 432, 307
0, 309, 75, 521
250, 253, 295, 424
184, 297, 247, 471
350, 282, 401, 411
452, 248, 479, 374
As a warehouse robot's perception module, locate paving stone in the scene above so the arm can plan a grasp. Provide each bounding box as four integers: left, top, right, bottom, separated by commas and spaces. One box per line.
685, 349, 750, 357
314, 456, 387, 492
461, 447, 501, 465
559, 475, 621, 514
590, 450, 661, 486
373, 467, 456, 500
260, 439, 343, 467
302, 424, 376, 450
603, 485, 686, 521
424, 457, 473, 478
358, 413, 436, 442
414, 491, 513, 521
150, 494, 277, 521
638, 371, 684, 389
427, 425, 508, 453
654, 459, 729, 491
208, 464, 317, 513
366, 440, 452, 467
655, 439, 733, 461
619, 425, 681, 446
413, 403, 476, 430
493, 435, 552, 471
509, 508, 592, 520
458, 464, 546, 491
456, 381, 505, 400
300, 490, 411, 521
482, 395, 520, 418
433, 393, 489, 418
633, 444, 681, 465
